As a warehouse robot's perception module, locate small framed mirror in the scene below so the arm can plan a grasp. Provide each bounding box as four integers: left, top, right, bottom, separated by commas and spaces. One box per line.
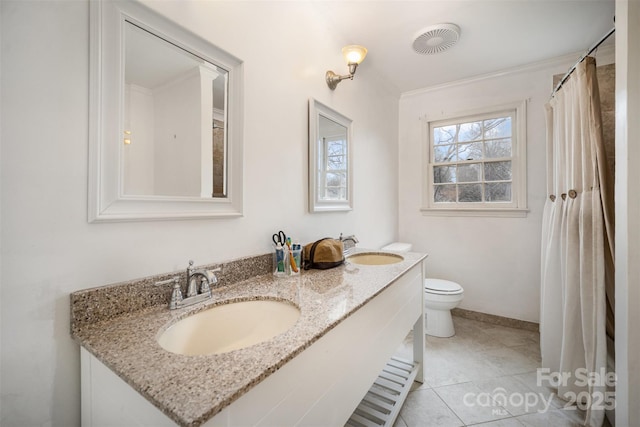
308, 99, 353, 212
89, 1, 243, 222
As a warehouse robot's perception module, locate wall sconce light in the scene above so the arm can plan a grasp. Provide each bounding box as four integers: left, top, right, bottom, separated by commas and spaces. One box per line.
326, 45, 368, 90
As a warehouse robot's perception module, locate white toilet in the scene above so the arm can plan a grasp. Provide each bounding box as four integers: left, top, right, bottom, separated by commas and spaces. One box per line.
381, 243, 464, 338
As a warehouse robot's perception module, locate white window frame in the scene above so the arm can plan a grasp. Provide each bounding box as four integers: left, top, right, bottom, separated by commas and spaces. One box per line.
421, 101, 528, 217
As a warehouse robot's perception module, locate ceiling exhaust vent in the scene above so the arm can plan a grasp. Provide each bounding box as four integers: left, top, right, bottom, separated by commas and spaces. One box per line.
412, 23, 461, 55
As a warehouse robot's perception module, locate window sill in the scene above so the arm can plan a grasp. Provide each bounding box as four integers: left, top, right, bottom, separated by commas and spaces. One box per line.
420, 207, 529, 218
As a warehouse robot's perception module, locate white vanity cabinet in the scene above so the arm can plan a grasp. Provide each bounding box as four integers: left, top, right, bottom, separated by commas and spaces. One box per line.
79, 261, 425, 427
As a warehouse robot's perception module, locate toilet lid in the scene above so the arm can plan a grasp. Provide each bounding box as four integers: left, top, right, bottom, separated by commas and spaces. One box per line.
424, 278, 463, 293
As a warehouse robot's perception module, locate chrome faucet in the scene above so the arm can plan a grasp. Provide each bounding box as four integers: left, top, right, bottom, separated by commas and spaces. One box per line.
155, 260, 220, 310
339, 233, 359, 255
186, 260, 218, 297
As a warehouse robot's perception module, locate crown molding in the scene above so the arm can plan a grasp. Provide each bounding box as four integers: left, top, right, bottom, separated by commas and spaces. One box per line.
401, 44, 615, 99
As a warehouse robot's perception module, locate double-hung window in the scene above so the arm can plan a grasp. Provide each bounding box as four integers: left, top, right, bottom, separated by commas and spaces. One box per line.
422, 101, 528, 216
318, 135, 348, 200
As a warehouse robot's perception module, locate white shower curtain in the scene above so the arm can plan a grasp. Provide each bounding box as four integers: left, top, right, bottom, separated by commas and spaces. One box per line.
540, 57, 614, 427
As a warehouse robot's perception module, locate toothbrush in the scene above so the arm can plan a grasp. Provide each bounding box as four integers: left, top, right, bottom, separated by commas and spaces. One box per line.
286, 238, 299, 273
275, 243, 286, 273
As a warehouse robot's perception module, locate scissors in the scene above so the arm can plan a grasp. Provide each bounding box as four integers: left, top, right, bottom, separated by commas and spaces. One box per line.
272, 230, 287, 247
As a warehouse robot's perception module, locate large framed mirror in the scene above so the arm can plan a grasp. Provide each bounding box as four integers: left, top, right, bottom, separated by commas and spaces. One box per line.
308, 99, 353, 212
89, 0, 243, 222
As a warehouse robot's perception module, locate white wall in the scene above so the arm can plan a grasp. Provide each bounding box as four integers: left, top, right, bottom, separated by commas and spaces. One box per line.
0, 1, 399, 426
124, 84, 156, 195
614, 0, 640, 424
398, 51, 614, 323
154, 70, 201, 197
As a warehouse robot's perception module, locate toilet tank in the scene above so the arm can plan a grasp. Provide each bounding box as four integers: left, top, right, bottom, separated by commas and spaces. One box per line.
381, 242, 412, 253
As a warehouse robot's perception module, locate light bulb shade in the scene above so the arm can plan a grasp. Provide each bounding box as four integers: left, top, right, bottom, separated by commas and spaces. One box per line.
342, 45, 367, 65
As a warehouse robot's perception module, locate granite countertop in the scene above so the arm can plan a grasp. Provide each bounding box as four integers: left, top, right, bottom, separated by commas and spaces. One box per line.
71, 249, 426, 427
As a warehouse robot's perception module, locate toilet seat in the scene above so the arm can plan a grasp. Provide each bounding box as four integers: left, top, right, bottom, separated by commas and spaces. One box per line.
425, 278, 463, 295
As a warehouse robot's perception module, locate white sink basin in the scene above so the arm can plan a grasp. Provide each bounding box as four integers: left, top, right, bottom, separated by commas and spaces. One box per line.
347, 252, 404, 265
157, 300, 300, 356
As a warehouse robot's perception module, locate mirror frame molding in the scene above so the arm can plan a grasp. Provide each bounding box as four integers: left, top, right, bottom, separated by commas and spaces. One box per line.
88, 0, 244, 222
308, 98, 353, 213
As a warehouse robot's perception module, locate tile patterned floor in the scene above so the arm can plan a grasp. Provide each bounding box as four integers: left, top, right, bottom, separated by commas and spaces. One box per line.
392, 316, 605, 427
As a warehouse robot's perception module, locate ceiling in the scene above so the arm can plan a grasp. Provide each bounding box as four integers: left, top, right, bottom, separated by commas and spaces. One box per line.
311, 0, 615, 93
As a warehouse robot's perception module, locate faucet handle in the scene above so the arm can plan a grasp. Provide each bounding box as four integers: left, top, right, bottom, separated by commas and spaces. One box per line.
169, 280, 183, 309
199, 277, 211, 294
206, 268, 221, 284
155, 277, 183, 309
155, 276, 180, 286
